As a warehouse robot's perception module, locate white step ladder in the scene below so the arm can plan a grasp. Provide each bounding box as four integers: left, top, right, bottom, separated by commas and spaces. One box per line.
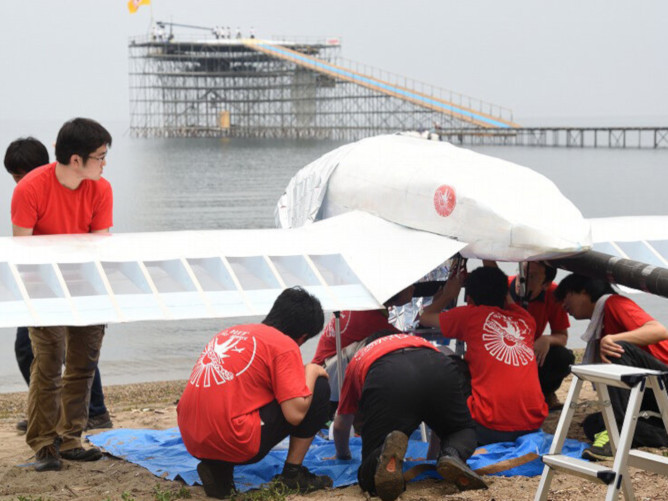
534, 364, 668, 501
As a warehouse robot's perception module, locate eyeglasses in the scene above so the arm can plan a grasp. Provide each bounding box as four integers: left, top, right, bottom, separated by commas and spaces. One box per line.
87, 152, 107, 162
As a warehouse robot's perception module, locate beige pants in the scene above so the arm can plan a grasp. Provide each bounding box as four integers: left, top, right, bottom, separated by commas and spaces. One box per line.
26, 325, 105, 452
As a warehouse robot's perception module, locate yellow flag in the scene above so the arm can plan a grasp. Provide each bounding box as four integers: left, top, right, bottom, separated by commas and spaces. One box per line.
128, 0, 150, 14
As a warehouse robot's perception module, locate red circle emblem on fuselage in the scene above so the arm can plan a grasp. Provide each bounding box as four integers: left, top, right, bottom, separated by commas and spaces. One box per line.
433, 185, 457, 217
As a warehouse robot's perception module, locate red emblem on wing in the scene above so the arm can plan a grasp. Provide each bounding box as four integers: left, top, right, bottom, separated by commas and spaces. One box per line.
433, 185, 457, 217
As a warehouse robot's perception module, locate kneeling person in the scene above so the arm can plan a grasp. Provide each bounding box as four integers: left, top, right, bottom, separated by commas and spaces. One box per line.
177, 287, 332, 498
420, 267, 548, 445
333, 334, 486, 501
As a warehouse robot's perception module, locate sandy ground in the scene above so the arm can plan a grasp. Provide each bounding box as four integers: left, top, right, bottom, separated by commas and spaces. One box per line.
1, 369, 667, 501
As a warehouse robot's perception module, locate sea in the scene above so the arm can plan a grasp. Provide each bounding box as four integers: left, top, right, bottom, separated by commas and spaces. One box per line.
1, 118, 667, 393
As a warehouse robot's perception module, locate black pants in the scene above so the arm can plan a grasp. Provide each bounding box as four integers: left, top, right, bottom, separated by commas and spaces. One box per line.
538, 345, 575, 396
16, 326, 108, 417
583, 342, 668, 448
356, 348, 476, 494
199, 376, 331, 481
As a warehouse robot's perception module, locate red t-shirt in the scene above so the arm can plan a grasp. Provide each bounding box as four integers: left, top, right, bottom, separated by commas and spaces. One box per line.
510, 277, 570, 338
311, 310, 398, 365
602, 295, 668, 364
11, 162, 113, 235
177, 324, 311, 462
337, 334, 438, 415
439, 304, 548, 431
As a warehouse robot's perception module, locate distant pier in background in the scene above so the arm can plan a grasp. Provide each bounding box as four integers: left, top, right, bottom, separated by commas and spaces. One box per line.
129, 25, 665, 146
436, 126, 668, 149
128, 26, 516, 140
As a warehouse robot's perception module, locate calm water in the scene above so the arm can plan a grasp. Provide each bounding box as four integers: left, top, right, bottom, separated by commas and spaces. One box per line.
1, 119, 667, 392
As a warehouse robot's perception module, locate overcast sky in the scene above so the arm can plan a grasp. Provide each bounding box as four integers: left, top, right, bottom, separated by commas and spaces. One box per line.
0, 0, 666, 125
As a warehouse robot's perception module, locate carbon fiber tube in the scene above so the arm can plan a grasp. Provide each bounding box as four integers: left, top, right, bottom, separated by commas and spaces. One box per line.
548, 250, 668, 299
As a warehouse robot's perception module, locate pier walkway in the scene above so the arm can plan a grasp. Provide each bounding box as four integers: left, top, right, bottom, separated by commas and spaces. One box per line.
436, 126, 668, 149
244, 40, 519, 129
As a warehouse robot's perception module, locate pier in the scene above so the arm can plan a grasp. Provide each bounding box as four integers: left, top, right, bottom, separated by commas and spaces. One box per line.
436, 126, 668, 149
129, 26, 666, 146
128, 30, 514, 140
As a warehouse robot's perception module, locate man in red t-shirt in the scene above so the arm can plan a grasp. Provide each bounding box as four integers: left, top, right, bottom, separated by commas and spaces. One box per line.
332, 334, 486, 501
4, 136, 112, 436
11, 118, 113, 472
177, 287, 333, 499
311, 286, 413, 411
555, 274, 668, 451
420, 266, 548, 446
489, 261, 574, 410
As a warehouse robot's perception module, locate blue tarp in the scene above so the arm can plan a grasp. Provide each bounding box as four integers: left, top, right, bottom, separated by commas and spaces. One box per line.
88, 428, 588, 492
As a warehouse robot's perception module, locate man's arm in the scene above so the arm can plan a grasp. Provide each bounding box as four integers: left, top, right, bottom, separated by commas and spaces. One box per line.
91, 228, 110, 234
534, 329, 568, 366
600, 320, 668, 363
418, 270, 464, 328
280, 363, 328, 426
333, 413, 355, 459
12, 224, 33, 236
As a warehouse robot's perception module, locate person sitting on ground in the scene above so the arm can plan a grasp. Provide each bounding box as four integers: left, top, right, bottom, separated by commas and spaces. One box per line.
177, 287, 333, 499
4, 137, 112, 435
12, 119, 114, 471
333, 332, 486, 501
311, 286, 414, 413
419, 266, 548, 446
484, 260, 574, 410
555, 273, 668, 459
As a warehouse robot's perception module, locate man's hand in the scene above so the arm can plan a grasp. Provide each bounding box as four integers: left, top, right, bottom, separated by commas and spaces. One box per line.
600, 334, 625, 363
333, 413, 354, 460
305, 363, 328, 381
533, 335, 550, 367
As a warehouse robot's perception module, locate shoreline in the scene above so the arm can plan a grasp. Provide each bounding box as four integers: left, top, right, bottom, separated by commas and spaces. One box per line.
2, 352, 668, 500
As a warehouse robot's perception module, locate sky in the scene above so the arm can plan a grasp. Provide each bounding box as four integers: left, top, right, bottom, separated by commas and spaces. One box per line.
0, 0, 667, 126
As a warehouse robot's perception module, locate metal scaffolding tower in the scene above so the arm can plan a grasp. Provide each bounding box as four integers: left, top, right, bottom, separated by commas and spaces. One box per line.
128, 34, 517, 139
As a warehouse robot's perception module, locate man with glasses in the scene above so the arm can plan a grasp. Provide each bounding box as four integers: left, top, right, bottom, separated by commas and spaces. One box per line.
4, 136, 113, 436
11, 118, 113, 472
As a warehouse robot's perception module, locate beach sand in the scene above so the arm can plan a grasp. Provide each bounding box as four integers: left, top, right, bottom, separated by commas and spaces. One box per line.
1, 370, 667, 501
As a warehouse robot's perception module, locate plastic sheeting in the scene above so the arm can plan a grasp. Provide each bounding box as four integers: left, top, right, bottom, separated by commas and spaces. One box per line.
88, 428, 588, 492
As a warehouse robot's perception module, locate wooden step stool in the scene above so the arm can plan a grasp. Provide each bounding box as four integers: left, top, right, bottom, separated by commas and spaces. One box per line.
534, 364, 668, 501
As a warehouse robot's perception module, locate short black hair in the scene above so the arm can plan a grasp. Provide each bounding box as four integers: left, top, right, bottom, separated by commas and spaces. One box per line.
465, 266, 508, 308
539, 262, 557, 284
55, 118, 112, 165
4, 137, 49, 176
554, 273, 616, 302
262, 287, 324, 341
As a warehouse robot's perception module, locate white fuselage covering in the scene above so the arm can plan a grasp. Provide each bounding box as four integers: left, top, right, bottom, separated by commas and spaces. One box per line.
315, 135, 591, 261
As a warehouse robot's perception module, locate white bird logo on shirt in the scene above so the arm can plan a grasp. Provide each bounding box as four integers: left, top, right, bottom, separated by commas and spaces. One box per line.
482, 311, 534, 366
189, 334, 255, 387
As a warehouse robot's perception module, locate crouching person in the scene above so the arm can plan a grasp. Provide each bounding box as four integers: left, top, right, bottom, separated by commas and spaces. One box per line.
177, 287, 333, 499
333, 333, 487, 501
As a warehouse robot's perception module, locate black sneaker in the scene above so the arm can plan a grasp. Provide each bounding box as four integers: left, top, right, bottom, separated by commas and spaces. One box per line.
197, 461, 235, 499
85, 411, 113, 430
60, 447, 103, 461
582, 430, 613, 461
436, 448, 488, 492
374, 431, 408, 501
34, 443, 62, 472
16, 419, 28, 434
273, 464, 333, 494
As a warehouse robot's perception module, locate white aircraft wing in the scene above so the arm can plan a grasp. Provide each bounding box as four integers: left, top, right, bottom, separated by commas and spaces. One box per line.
589, 216, 668, 267
0, 211, 466, 328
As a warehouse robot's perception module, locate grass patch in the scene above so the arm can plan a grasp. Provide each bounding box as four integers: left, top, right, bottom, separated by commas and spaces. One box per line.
230, 481, 296, 501
152, 484, 192, 500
